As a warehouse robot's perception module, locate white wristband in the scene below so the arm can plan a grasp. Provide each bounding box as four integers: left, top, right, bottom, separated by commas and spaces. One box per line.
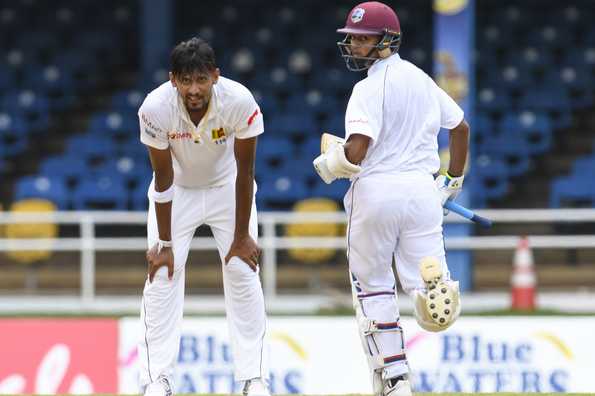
158, 239, 172, 251
150, 183, 174, 203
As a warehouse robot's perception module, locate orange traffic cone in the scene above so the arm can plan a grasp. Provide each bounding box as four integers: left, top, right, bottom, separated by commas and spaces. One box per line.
511, 236, 536, 311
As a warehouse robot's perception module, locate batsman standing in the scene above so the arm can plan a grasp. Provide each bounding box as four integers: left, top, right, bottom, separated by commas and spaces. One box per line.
137, 37, 270, 396
314, 2, 470, 395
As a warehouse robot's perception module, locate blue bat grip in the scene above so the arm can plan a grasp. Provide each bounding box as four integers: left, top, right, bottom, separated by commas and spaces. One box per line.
444, 200, 493, 228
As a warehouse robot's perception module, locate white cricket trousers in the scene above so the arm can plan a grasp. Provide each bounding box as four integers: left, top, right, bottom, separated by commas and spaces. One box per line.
344, 172, 451, 380
345, 172, 450, 295
138, 181, 268, 389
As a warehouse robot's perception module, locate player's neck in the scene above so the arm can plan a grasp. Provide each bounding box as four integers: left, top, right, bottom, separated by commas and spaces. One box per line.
186, 104, 208, 126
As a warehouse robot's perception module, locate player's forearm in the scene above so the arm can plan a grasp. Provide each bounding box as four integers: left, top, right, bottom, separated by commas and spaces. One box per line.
447, 120, 469, 177
344, 134, 371, 165
155, 202, 172, 241
234, 166, 254, 238
154, 169, 174, 241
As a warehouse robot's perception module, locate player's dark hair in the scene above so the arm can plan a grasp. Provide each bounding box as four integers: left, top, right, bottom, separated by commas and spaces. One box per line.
170, 37, 217, 76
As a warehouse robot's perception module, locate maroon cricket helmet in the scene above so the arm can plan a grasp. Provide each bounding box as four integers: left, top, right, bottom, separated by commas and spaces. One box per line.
337, 1, 401, 36
337, 2, 402, 71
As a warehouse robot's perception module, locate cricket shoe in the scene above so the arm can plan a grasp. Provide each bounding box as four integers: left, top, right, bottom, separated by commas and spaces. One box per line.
242, 377, 270, 396
384, 374, 412, 396
419, 256, 459, 328
144, 375, 173, 396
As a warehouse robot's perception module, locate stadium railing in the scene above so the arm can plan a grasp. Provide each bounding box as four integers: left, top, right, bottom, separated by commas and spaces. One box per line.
0, 209, 594, 313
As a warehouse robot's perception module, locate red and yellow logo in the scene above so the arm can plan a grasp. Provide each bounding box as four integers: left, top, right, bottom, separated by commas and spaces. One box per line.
211, 127, 227, 145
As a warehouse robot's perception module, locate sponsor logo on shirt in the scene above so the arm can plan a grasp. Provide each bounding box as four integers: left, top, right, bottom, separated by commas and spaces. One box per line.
348, 118, 368, 124
168, 131, 203, 144
140, 113, 162, 138
211, 127, 227, 145
168, 132, 193, 140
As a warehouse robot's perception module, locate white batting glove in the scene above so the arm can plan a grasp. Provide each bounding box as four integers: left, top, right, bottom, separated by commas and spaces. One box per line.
313, 142, 361, 184
435, 172, 464, 214
313, 153, 337, 184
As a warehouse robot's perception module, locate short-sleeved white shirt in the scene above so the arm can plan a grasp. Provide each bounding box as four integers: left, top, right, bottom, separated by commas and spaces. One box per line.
344, 53, 464, 178
138, 76, 263, 188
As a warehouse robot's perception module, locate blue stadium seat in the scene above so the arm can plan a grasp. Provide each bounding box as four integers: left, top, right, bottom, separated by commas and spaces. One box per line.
310, 179, 350, 201
476, 88, 510, 112
23, 64, 76, 97
117, 138, 148, 159
131, 183, 149, 211
111, 90, 144, 113
251, 67, 302, 94
267, 113, 318, 138
550, 175, 595, 208
93, 156, 152, 185
2, 90, 50, 132
525, 26, 572, 49
256, 137, 294, 168
72, 176, 128, 210
67, 135, 116, 159
517, 88, 572, 118
474, 156, 509, 200
258, 177, 308, 207
40, 156, 90, 182
252, 91, 280, 117
479, 133, 531, 177
501, 111, 552, 154
14, 176, 69, 209
571, 155, 595, 177
323, 114, 345, 135
88, 111, 138, 138
285, 91, 339, 118
0, 113, 29, 156
300, 137, 322, 161
0, 65, 15, 92
474, 113, 497, 136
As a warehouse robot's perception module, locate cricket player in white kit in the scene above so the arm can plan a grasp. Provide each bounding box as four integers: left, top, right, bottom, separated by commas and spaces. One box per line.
313, 2, 470, 396
137, 37, 270, 396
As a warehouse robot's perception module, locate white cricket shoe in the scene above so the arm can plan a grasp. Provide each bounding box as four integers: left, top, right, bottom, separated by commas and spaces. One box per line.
144, 376, 173, 396
384, 375, 412, 396
242, 378, 270, 396
419, 256, 459, 328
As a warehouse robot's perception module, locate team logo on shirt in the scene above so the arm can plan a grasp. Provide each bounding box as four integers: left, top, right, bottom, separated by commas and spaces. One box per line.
351, 8, 365, 23
211, 127, 227, 144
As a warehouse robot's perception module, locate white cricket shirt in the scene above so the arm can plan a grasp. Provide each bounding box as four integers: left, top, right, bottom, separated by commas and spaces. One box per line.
138, 77, 264, 188
344, 53, 464, 178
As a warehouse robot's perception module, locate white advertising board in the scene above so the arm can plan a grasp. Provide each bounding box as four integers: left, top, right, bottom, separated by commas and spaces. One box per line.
119, 316, 595, 394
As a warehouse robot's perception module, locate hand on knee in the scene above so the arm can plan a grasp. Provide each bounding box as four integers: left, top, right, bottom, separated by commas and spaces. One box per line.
226, 256, 259, 277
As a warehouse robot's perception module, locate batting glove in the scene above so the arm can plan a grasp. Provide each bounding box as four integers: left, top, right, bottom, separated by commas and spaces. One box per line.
435, 172, 464, 212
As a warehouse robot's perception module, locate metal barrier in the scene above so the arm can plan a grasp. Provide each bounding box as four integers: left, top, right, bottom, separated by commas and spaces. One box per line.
1, 209, 594, 311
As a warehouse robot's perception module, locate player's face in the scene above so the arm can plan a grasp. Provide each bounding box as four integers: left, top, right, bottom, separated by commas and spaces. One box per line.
171, 69, 219, 113
348, 34, 381, 57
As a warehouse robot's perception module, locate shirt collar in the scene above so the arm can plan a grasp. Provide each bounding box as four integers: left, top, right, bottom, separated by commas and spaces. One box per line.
367, 53, 401, 76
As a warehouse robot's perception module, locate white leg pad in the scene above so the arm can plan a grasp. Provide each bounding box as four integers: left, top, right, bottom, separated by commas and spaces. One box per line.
413, 257, 461, 332
351, 277, 409, 394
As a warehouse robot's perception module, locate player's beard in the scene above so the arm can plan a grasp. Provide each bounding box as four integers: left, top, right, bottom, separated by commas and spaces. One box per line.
184, 94, 208, 113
